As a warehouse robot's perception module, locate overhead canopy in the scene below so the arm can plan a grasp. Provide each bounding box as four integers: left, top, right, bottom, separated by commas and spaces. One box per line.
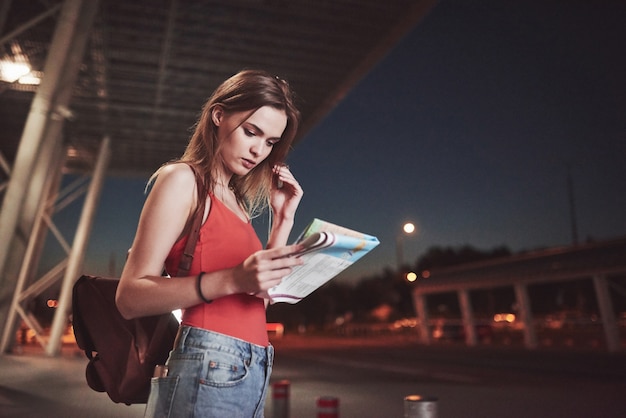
0, 0, 437, 177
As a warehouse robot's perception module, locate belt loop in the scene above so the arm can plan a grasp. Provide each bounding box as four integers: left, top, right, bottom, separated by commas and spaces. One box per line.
267, 344, 274, 365
248, 342, 255, 365
174, 326, 189, 350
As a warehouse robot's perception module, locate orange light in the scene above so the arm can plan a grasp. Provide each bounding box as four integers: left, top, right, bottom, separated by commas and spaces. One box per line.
421, 270, 431, 279
266, 323, 284, 338
493, 313, 516, 323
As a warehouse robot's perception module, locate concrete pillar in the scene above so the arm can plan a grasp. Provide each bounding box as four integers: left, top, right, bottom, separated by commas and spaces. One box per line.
458, 289, 477, 346
592, 275, 621, 352
414, 293, 431, 344
514, 283, 537, 349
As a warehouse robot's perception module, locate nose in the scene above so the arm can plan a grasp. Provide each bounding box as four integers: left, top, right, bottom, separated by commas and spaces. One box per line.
249, 139, 261, 157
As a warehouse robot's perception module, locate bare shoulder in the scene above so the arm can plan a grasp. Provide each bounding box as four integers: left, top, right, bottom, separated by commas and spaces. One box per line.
152, 163, 199, 199
155, 162, 196, 189
151, 162, 209, 226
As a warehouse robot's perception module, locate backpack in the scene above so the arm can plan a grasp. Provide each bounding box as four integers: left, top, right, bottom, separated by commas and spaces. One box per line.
72, 166, 206, 404
72, 276, 180, 404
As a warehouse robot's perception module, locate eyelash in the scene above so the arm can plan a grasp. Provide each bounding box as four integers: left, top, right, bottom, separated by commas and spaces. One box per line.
244, 128, 277, 147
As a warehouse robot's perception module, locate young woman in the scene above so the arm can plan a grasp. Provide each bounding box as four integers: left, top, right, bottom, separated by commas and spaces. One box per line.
116, 70, 305, 417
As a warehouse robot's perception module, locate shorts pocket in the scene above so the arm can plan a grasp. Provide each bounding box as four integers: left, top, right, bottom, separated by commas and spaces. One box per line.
201, 349, 250, 388
144, 376, 179, 418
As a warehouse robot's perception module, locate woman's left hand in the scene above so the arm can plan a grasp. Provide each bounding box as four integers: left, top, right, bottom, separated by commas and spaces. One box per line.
270, 164, 303, 221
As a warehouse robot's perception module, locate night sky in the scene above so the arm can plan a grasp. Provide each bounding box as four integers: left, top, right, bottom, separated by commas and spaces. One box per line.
54, 1, 626, 284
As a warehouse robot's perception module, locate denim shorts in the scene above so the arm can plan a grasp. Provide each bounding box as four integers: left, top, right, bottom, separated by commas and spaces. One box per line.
144, 326, 274, 418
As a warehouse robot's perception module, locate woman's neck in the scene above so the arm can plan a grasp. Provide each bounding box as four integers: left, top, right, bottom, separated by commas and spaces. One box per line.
212, 167, 233, 191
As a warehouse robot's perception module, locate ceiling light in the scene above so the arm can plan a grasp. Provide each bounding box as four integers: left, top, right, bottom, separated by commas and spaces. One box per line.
18, 73, 41, 85
0, 61, 31, 83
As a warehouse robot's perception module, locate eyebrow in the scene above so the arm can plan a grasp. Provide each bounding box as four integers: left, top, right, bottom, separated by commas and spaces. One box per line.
247, 122, 282, 142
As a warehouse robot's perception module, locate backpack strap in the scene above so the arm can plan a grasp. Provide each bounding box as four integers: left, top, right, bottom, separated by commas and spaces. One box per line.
178, 164, 206, 276
143, 164, 206, 355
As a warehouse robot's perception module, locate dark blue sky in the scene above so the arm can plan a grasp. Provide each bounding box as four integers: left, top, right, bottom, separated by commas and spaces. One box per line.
67, 0, 626, 283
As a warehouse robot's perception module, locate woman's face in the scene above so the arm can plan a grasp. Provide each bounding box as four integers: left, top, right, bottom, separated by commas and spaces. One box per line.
213, 105, 287, 177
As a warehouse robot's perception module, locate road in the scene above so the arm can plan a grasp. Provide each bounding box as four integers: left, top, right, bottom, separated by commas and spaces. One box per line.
268, 334, 626, 417
1, 334, 624, 417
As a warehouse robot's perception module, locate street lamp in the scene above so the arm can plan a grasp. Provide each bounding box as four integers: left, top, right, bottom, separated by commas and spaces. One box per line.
396, 222, 416, 269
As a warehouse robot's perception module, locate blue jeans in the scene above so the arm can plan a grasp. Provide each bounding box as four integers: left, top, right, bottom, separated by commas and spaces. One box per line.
144, 326, 274, 418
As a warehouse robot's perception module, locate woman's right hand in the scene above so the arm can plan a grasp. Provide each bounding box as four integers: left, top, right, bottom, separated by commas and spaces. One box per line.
231, 244, 305, 296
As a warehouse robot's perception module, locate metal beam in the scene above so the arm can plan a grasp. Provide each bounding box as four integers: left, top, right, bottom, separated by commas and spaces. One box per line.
0, 3, 62, 46
47, 136, 110, 356
0, 0, 100, 348
0, 0, 13, 37
0, 151, 10, 195
153, 0, 178, 113
0, 146, 66, 353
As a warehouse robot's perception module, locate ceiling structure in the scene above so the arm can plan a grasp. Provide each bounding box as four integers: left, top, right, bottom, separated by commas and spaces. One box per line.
0, 0, 436, 177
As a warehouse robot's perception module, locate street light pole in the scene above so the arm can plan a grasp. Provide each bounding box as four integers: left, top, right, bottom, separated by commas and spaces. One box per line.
396, 222, 416, 269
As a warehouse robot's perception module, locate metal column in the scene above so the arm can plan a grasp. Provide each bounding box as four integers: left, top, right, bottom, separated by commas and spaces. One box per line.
0, 151, 10, 196
0, 142, 66, 353
47, 137, 110, 356
0, 0, 100, 345
0, 137, 110, 355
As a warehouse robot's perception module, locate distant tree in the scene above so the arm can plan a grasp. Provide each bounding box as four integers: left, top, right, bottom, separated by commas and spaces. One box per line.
407, 245, 514, 317
267, 245, 515, 330
351, 276, 385, 320
415, 244, 511, 273
266, 281, 355, 331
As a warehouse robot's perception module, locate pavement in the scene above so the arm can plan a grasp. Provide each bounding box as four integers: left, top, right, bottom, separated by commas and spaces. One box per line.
1, 335, 625, 418
0, 344, 145, 418
0, 341, 308, 418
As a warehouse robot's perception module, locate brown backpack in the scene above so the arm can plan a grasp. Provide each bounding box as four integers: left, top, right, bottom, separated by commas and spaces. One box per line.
72, 166, 205, 404
72, 275, 180, 404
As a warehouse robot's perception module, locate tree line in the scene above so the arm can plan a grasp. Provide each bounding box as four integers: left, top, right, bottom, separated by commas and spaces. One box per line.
267, 244, 514, 331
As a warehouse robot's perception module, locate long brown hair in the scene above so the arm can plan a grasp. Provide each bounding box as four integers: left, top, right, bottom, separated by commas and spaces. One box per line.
156, 69, 300, 217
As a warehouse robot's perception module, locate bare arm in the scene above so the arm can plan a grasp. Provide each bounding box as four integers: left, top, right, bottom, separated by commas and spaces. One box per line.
266, 164, 303, 249
116, 163, 304, 319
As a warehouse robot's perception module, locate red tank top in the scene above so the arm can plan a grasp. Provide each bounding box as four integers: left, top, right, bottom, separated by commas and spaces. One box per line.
164, 194, 268, 346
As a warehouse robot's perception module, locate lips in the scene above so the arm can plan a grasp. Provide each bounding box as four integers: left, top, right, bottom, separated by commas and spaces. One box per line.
241, 158, 256, 169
